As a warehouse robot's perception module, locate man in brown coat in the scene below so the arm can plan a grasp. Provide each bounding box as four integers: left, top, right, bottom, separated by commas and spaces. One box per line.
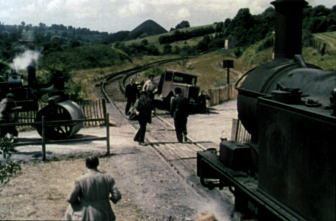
64, 156, 121, 221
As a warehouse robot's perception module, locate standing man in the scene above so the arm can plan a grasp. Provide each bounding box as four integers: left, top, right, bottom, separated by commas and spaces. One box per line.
170, 87, 189, 143
0, 93, 21, 141
133, 91, 152, 146
65, 155, 121, 221
124, 78, 138, 115
198, 90, 211, 113
142, 74, 157, 103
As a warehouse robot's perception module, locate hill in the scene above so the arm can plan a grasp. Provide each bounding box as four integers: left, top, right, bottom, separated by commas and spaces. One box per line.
126, 19, 167, 40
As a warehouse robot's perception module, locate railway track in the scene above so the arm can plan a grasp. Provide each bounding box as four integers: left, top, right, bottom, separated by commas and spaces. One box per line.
100, 65, 233, 202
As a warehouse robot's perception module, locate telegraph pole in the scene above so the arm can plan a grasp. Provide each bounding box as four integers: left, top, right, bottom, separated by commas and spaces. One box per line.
223, 60, 234, 85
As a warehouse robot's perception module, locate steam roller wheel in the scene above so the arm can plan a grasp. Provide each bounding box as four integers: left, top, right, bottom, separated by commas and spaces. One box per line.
35, 100, 84, 140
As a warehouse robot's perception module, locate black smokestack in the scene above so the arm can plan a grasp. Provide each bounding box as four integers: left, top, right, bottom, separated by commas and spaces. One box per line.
271, 0, 308, 59
27, 62, 37, 87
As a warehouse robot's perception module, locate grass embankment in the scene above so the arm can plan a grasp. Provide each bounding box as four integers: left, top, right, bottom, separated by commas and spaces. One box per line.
71, 31, 336, 101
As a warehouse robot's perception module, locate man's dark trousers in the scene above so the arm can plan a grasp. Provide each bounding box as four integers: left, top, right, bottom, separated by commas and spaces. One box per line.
134, 118, 147, 142
174, 115, 187, 142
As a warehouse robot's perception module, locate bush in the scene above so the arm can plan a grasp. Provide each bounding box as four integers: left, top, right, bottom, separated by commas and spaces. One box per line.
144, 66, 165, 78
41, 44, 131, 70
0, 137, 21, 184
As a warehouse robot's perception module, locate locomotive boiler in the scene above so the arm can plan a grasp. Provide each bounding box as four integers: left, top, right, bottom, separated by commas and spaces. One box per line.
0, 63, 84, 140
197, 0, 335, 220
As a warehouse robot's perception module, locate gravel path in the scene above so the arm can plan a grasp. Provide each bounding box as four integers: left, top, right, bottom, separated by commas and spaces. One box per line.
106, 99, 238, 220
0, 99, 238, 221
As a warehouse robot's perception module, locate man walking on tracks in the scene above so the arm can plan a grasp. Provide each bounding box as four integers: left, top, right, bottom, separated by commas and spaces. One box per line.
170, 87, 189, 143
133, 91, 153, 146
125, 78, 138, 115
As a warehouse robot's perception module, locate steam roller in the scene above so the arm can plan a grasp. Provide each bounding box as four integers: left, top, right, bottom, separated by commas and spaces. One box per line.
35, 99, 84, 140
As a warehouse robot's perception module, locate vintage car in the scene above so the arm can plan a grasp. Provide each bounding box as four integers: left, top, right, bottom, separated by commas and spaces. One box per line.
153, 69, 205, 112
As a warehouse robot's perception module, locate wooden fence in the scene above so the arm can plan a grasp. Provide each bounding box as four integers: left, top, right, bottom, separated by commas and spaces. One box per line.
206, 83, 238, 106
78, 99, 107, 127
15, 83, 238, 129
231, 118, 251, 143
16, 99, 107, 131
206, 84, 251, 143
2, 114, 111, 161
310, 38, 336, 56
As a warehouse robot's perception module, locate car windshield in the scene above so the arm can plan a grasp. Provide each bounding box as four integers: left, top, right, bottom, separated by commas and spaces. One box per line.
173, 73, 197, 85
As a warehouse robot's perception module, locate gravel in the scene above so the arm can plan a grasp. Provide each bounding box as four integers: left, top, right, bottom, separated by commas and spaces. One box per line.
0, 99, 239, 221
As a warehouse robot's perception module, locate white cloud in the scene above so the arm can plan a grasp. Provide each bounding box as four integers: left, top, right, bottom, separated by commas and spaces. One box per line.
45, 0, 64, 12
174, 8, 191, 21
1, 0, 335, 33
118, 0, 146, 18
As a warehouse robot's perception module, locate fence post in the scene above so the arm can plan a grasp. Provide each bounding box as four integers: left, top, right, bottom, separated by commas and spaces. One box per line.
42, 116, 46, 161
106, 113, 110, 155
102, 99, 107, 118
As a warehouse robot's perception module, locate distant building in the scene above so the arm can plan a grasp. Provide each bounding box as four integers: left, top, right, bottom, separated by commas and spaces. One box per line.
224, 35, 236, 49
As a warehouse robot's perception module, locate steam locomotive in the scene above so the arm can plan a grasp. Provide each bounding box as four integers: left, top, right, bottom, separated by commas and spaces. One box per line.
197, 0, 335, 220
0, 63, 84, 140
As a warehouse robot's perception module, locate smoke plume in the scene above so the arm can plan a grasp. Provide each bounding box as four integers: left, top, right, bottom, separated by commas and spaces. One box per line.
10, 49, 40, 71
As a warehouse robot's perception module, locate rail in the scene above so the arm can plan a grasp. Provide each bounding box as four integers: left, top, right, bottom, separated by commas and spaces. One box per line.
103, 63, 249, 145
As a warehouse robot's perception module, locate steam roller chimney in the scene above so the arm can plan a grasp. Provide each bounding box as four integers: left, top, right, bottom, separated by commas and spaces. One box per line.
27, 61, 37, 87
271, 0, 308, 59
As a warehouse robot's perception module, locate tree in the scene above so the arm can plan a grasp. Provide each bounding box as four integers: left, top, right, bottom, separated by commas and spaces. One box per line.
175, 21, 190, 29
39, 22, 46, 30
0, 60, 9, 73
163, 44, 172, 54
197, 35, 212, 52
215, 22, 224, 32
312, 5, 330, 17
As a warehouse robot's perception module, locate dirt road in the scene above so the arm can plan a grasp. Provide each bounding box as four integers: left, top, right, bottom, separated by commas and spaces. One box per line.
0, 99, 238, 221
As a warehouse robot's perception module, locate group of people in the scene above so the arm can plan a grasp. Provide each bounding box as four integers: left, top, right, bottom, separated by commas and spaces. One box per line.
124, 74, 158, 116
125, 74, 190, 145
1, 74, 206, 145
1, 77, 212, 221
64, 78, 212, 220
125, 75, 157, 146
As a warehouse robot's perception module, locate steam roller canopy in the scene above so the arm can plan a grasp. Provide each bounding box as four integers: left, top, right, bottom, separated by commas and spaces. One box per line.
35, 100, 84, 140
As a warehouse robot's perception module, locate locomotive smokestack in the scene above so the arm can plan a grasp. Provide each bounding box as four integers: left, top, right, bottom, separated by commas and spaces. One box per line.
271, 0, 307, 59
27, 61, 37, 87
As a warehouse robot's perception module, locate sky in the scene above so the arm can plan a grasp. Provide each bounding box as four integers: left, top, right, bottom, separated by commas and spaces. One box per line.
0, 0, 335, 34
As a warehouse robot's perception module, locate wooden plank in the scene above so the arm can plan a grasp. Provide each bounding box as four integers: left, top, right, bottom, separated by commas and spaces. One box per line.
152, 143, 180, 161
172, 143, 197, 159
